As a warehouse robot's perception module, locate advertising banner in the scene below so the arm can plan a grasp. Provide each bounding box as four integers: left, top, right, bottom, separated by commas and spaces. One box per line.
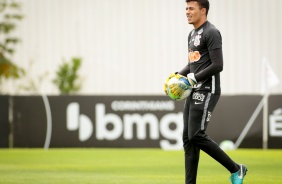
0, 95, 9, 148
12, 95, 282, 149
13, 96, 185, 150
268, 95, 282, 148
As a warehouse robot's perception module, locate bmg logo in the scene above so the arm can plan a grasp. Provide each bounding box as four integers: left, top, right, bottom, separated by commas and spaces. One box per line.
65, 102, 184, 150
67, 103, 93, 141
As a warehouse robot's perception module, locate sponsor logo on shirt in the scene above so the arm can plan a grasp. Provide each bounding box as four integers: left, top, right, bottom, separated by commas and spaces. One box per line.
189, 50, 201, 62
192, 92, 205, 101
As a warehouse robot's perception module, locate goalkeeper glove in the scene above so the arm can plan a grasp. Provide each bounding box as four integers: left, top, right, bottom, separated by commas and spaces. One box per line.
168, 74, 190, 98
187, 73, 197, 87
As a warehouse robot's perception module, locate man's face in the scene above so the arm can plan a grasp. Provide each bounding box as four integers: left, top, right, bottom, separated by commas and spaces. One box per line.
186, 1, 206, 26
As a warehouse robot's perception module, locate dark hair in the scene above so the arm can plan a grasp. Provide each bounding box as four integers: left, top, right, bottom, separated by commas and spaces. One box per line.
186, 0, 209, 16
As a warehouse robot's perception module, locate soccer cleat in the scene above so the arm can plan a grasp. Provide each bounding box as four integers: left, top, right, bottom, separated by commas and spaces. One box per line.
229, 164, 248, 184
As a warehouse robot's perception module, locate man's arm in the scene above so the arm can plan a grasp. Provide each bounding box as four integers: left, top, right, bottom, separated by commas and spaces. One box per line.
178, 64, 190, 76
194, 48, 223, 81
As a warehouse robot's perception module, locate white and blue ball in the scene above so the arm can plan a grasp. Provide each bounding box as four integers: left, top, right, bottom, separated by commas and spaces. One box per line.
167, 76, 192, 101
219, 140, 236, 151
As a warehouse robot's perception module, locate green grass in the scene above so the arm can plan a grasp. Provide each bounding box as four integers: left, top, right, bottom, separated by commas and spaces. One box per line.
0, 149, 281, 184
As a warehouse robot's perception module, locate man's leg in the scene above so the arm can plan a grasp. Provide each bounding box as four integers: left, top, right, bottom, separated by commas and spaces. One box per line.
188, 92, 239, 173
183, 96, 200, 184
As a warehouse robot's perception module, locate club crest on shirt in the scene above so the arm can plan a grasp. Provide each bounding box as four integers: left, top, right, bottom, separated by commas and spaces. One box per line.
194, 35, 201, 47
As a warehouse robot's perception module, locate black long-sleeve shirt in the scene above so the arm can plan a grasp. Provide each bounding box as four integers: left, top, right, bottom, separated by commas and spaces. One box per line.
179, 21, 223, 94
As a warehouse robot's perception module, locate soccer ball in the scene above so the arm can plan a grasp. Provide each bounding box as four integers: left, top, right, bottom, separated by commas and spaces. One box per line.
219, 140, 236, 151
166, 75, 192, 101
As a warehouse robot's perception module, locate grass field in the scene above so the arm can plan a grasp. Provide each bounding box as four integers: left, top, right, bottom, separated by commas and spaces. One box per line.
0, 149, 281, 184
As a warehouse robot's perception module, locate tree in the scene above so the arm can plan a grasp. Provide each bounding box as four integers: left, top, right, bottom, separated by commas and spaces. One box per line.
53, 57, 82, 94
0, 0, 24, 86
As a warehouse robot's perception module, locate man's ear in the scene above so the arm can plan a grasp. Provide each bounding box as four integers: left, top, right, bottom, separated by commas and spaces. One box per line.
201, 8, 206, 16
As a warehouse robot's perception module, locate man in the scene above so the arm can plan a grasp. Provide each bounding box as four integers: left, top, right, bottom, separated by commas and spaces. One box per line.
164, 0, 247, 184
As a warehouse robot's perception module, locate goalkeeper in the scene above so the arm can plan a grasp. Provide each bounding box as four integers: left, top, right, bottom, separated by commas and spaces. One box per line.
164, 1, 247, 184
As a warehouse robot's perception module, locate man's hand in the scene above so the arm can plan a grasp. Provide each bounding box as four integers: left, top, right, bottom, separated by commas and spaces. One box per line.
187, 73, 197, 87
168, 81, 188, 97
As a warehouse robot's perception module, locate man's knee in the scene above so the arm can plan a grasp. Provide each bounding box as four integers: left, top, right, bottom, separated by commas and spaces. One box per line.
188, 132, 205, 143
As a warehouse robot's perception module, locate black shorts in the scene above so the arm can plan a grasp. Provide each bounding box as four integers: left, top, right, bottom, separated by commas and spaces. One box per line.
183, 90, 220, 141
